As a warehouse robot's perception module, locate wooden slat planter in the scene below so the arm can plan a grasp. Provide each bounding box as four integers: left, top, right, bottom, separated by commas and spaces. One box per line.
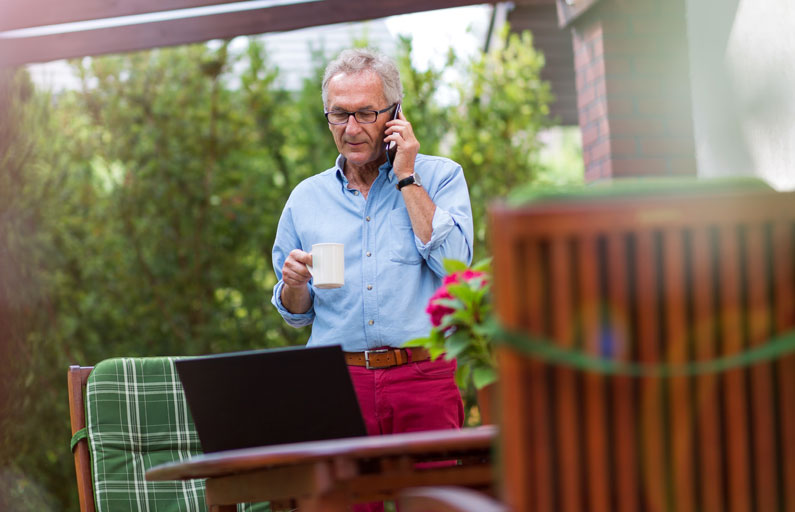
489, 186, 795, 512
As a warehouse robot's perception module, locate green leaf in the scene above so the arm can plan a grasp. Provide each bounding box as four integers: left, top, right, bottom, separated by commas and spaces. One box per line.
433, 297, 463, 310
429, 345, 446, 361
454, 364, 471, 389
472, 366, 498, 389
403, 337, 432, 347
446, 283, 477, 303
443, 258, 468, 274
445, 331, 471, 358
471, 257, 492, 272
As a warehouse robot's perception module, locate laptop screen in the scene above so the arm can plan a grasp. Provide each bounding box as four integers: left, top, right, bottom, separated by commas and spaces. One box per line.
175, 345, 367, 453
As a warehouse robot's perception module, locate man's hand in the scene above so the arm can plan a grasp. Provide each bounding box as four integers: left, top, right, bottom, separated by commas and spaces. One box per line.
280, 249, 313, 313
384, 110, 420, 180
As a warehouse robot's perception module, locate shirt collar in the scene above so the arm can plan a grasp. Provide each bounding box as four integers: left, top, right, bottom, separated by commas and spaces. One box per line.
333, 154, 397, 191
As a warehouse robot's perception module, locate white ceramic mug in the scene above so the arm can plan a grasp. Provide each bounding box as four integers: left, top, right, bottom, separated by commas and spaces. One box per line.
306, 243, 344, 289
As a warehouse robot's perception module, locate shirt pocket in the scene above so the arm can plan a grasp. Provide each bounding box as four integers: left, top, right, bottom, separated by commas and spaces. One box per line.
388, 207, 423, 264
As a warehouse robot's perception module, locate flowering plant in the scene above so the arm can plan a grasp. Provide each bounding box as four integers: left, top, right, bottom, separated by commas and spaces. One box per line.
404, 258, 497, 389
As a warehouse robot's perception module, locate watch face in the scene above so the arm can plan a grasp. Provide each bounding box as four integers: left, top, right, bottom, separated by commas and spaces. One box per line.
413, 172, 422, 187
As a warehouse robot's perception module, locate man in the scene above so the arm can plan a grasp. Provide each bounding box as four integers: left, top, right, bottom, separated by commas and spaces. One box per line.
271, 47, 473, 474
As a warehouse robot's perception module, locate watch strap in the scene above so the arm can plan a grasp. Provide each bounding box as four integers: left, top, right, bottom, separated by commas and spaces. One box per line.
396, 175, 416, 190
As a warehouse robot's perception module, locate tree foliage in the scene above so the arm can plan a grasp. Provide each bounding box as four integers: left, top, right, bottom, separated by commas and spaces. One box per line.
0, 28, 575, 510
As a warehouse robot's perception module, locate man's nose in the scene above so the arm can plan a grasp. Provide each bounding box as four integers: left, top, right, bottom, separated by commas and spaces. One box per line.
344, 115, 363, 134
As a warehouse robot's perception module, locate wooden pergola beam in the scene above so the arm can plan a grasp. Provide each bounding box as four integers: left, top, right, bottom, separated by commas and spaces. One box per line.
0, 0, 496, 68
0, 0, 246, 32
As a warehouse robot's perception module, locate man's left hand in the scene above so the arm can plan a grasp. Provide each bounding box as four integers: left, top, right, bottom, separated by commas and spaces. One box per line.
384, 110, 420, 180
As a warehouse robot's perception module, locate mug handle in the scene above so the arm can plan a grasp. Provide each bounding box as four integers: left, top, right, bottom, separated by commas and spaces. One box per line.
305, 253, 314, 277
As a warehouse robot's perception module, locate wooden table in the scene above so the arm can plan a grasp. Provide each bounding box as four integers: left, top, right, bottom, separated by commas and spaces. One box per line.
146, 426, 496, 512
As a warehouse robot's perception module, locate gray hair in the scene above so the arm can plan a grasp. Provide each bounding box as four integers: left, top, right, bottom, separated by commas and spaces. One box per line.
322, 48, 403, 109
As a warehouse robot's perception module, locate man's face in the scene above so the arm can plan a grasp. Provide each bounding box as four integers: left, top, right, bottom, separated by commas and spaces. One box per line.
326, 71, 392, 169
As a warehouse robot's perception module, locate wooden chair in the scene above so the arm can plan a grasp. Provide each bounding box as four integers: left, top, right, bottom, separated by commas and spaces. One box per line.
487, 181, 795, 512
399, 180, 795, 512
68, 358, 270, 512
68, 365, 96, 512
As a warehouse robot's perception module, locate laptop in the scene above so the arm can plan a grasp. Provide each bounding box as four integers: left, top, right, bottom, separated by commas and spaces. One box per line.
175, 345, 367, 453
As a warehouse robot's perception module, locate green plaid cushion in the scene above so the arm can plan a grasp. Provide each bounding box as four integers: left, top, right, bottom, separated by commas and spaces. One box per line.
86, 357, 269, 512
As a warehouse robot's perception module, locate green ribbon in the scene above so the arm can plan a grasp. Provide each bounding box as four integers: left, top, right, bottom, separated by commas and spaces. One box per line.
70, 427, 88, 452
495, 327, 795, 377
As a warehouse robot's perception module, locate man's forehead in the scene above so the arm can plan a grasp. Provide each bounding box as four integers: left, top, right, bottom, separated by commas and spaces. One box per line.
327, 71, 387, 108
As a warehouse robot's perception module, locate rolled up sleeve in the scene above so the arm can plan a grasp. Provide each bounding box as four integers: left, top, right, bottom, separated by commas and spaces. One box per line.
415, 162, 474, 277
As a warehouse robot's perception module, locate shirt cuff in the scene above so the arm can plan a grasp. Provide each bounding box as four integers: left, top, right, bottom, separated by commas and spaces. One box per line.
271, 280, 315, 327
415, 208, 455, 258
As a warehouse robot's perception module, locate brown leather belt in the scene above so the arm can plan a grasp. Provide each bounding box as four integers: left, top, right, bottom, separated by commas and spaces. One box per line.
345, 347, 431, 369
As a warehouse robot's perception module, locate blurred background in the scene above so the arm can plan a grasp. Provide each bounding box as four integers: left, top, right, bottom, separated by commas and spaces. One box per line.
1, 0, 793, 509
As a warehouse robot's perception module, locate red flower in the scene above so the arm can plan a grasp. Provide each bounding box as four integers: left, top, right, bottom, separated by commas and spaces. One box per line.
426, 270, 487, 327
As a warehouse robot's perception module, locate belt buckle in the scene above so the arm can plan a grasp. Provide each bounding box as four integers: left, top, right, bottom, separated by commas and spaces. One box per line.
364, 348, 389, 370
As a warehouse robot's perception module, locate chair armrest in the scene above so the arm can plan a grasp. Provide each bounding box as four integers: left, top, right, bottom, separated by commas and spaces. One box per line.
398, 487, 508, 512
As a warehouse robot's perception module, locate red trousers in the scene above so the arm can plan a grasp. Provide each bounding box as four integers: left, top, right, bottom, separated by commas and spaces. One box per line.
347, 355, 464, 512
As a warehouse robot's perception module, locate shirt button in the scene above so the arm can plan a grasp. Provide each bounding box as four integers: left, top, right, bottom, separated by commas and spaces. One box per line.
368, 320, 374, 325
367, 285, 373, 290
354, 190, 359, 196
366, 216, 371, 221
366, 251, 372, 257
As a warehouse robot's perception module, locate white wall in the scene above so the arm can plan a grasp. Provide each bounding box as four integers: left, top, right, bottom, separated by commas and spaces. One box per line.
687, 0, 795, 191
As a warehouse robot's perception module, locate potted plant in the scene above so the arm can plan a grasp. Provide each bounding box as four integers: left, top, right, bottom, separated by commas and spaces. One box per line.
404, 258, 497, 422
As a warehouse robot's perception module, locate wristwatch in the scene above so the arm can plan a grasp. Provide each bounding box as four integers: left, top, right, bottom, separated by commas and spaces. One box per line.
396, 172, 422, 191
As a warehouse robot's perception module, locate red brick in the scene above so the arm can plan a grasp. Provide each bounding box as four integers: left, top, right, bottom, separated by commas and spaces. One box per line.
639, 136, 695, 157
590, 139, 612, 162
592, 37, 605, 59
577, 85, 597, 109
586, 100, 608, 124
576, 71, 586, 92
585, 165, 604, 183
612, 158, 668, 177
574, 46, 591, 71
585, 61, 605, 84
610, 118, 667, 136
582, 123, 601, 147
595, 78, 607, 98
610, 137, 637, 157
582, 22, 604, 46
597, 118, 611, 138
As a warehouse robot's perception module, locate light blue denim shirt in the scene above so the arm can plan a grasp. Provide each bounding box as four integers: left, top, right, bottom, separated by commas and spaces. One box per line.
271, 153, 474, 351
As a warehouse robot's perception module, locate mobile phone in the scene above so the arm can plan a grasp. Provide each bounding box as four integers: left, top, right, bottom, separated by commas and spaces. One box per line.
385, 103, 402, 153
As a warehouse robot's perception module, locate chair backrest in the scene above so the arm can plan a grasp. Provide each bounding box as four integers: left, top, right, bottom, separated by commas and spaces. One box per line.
489, 183, 795, 512
69, 357, 207, 512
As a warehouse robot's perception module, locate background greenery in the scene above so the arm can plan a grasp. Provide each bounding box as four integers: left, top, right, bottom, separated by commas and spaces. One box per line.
0, 28, 581, 510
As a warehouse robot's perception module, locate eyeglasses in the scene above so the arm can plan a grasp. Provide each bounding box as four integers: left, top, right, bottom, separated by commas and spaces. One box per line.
325, 104, 396, 125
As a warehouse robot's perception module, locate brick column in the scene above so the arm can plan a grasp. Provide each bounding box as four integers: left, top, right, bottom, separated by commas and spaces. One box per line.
570, 0, 698, 182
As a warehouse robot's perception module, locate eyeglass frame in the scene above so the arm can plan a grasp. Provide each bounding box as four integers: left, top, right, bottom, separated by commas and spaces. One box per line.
324, 103, 397, 125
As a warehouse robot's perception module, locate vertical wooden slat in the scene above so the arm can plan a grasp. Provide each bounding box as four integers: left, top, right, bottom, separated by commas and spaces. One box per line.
773, 222, 795, 512
692, 228, 724, 512
719, 225, 752, 512
551, 237, 582, 512
525, 241, 555, 512
579, 235, 611, 512
636, 230, 667, 511
663, 228, 695, 512
490, 214, 535, 512
606, 232, 638, 512
496, 347, 536, 512
746, 224, 779, 511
